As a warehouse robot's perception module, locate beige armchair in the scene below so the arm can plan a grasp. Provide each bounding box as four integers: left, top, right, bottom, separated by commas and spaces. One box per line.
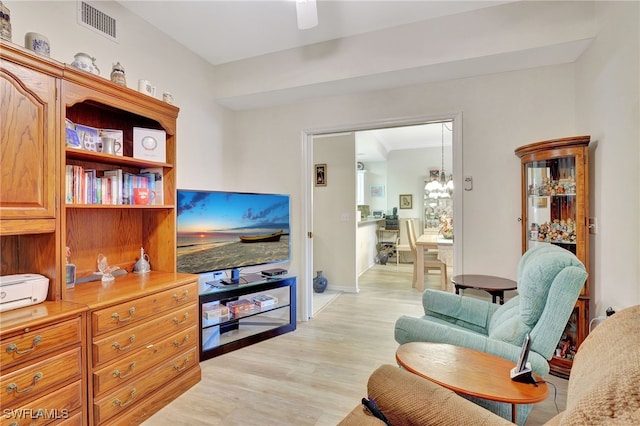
339, 304, 640, 425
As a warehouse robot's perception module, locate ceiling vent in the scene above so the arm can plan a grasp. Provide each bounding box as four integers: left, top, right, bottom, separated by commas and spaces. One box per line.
77, 1, 117, 42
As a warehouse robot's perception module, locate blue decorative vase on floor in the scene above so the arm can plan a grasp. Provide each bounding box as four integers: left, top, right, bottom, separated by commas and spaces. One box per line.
313, 271, 328, 293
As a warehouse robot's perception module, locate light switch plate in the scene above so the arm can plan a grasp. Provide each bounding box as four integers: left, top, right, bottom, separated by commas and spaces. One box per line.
464, 176, 473, 191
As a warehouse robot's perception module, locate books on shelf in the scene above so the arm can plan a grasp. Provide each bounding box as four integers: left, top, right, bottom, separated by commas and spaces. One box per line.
65, 165, 163, 205
252, 294, 278, 308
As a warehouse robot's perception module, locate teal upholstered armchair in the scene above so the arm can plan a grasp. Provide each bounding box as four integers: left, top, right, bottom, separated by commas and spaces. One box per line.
394, 244, 587, 425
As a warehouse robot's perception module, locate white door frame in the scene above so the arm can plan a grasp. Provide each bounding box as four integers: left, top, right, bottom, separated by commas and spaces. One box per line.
301, 112, 463, 320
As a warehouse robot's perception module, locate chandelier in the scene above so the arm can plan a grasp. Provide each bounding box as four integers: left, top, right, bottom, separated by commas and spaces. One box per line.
425, 122, 453, 198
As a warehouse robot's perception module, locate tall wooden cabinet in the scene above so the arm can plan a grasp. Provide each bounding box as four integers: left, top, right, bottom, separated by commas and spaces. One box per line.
515, 135, 590, 378
1, 41, 200, 424
1, 43, 61, 295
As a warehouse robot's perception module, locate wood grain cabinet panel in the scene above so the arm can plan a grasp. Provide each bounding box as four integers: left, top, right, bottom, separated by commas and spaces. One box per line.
91, 305, 197, 367
0, 53, 57, 221
92, 325, 197, 397
77, 276, 201, 425
91, 282, 197, 336
1, 317, 82, 369
0, 302, 86, 426
0, 381, 83, 426
92, 347, 197, 425
1, 347, 82, 407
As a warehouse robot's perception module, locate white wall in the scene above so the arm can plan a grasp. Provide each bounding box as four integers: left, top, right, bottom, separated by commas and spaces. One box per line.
232, 64, 576, 284
574, 1, 640, 314
313, 134, 357, 292
8, 1, 230, 189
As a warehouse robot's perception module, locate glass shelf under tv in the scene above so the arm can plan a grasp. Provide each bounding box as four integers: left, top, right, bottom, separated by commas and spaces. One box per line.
199, 276, 296, 360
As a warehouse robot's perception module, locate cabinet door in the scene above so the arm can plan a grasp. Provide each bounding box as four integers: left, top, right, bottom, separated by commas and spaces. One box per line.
0, 58, 56, 219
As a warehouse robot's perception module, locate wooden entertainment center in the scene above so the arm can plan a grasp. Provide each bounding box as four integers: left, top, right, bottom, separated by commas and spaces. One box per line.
1, 41, 200, 424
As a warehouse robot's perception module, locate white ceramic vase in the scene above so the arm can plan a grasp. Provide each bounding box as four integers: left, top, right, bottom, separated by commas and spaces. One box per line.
25, 32, 50, 57
71, 52, 100, 75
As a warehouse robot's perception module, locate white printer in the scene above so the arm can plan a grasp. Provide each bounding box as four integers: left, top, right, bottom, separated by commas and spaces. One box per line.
0, 274, 49, 312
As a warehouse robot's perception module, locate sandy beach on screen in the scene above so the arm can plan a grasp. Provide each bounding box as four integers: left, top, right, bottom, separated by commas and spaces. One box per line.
177, 236, 289, 273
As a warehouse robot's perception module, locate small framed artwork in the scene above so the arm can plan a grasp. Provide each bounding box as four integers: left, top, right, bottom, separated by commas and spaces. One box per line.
399, 194, 413, 209
370, 185, 384, 197
532, 197, 548, 208
315, 163, 327, 187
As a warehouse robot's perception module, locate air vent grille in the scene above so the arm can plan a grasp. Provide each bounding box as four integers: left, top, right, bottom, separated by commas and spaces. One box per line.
78, 1, 116, 41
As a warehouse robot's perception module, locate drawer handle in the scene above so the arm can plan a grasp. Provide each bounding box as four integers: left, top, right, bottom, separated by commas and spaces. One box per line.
113, 388, 136, 408
172, 335, 190, 348
6, 372, 43, 395
112, 335, 135, 351
172, 312, 189, 326
173, 359, 189, 372
112, 307, 136, 323
113, 362, 137, 380
173, 290, 189, 302
6, 335, 43, 355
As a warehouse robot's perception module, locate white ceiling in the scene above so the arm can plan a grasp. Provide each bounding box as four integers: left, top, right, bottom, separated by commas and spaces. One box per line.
115, 0, 590, 159
117, 0, 511, 66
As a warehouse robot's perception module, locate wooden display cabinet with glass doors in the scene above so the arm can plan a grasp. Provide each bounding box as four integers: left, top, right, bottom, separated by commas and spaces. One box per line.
515, 135, 590, 378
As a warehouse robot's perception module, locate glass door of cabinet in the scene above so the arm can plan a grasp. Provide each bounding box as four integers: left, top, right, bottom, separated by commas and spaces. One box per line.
525, 157, 578, 255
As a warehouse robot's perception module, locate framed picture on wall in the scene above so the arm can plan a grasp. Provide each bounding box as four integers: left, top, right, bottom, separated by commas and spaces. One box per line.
399, 194, 413, 209
371, 185, 384, 197
315, 163, 327, 186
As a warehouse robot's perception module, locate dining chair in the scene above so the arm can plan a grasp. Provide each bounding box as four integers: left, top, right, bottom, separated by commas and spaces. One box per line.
406, 220, 447, 289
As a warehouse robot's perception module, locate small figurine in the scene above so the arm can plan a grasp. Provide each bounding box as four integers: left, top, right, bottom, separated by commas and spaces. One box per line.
97, 253, 119, 282
110, 62, 126, 86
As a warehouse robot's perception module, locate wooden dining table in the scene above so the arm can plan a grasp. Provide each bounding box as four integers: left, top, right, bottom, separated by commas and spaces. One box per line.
414, 233, 453, 291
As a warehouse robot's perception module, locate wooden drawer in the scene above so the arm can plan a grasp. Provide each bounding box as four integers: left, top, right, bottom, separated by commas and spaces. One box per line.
55, 411, 83, 426
92, 325, 197, 397
91, 282, 197, 336
1, 347, 82, 407
0, 380, 83, 426
93, 347, 197, 425
99, 366, 200, 426
92, 305, 197, 367
1, 317, 82, 371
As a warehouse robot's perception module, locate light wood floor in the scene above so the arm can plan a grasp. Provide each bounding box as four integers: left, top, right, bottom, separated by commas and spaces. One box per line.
142, 263, 567, 425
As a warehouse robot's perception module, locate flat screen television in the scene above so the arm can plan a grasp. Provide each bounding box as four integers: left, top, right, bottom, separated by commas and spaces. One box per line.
176, 189, 290, 275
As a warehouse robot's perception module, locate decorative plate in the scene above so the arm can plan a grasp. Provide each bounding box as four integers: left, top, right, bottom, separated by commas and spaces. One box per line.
141, 136, 158, 151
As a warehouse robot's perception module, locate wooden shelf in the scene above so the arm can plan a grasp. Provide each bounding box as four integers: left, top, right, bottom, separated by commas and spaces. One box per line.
66, 147, 173, 169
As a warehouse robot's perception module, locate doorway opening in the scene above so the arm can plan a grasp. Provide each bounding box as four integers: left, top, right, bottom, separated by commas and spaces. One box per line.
303, 114, 463, 319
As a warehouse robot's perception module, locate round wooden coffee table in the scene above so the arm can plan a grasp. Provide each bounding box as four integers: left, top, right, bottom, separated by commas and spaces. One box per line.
451, 274, 517, 304
396, 342, 548, 423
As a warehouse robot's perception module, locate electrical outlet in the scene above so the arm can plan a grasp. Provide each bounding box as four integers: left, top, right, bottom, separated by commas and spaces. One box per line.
588, 217, 597, 234
341, 213, 350, 221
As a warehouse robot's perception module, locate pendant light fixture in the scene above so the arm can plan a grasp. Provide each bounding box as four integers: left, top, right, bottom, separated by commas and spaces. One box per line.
425, 121, 453, 198
296, 0, 318, 30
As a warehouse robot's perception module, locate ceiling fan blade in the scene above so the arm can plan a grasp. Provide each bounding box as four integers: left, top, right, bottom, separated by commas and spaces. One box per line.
296, 0, 318, 30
